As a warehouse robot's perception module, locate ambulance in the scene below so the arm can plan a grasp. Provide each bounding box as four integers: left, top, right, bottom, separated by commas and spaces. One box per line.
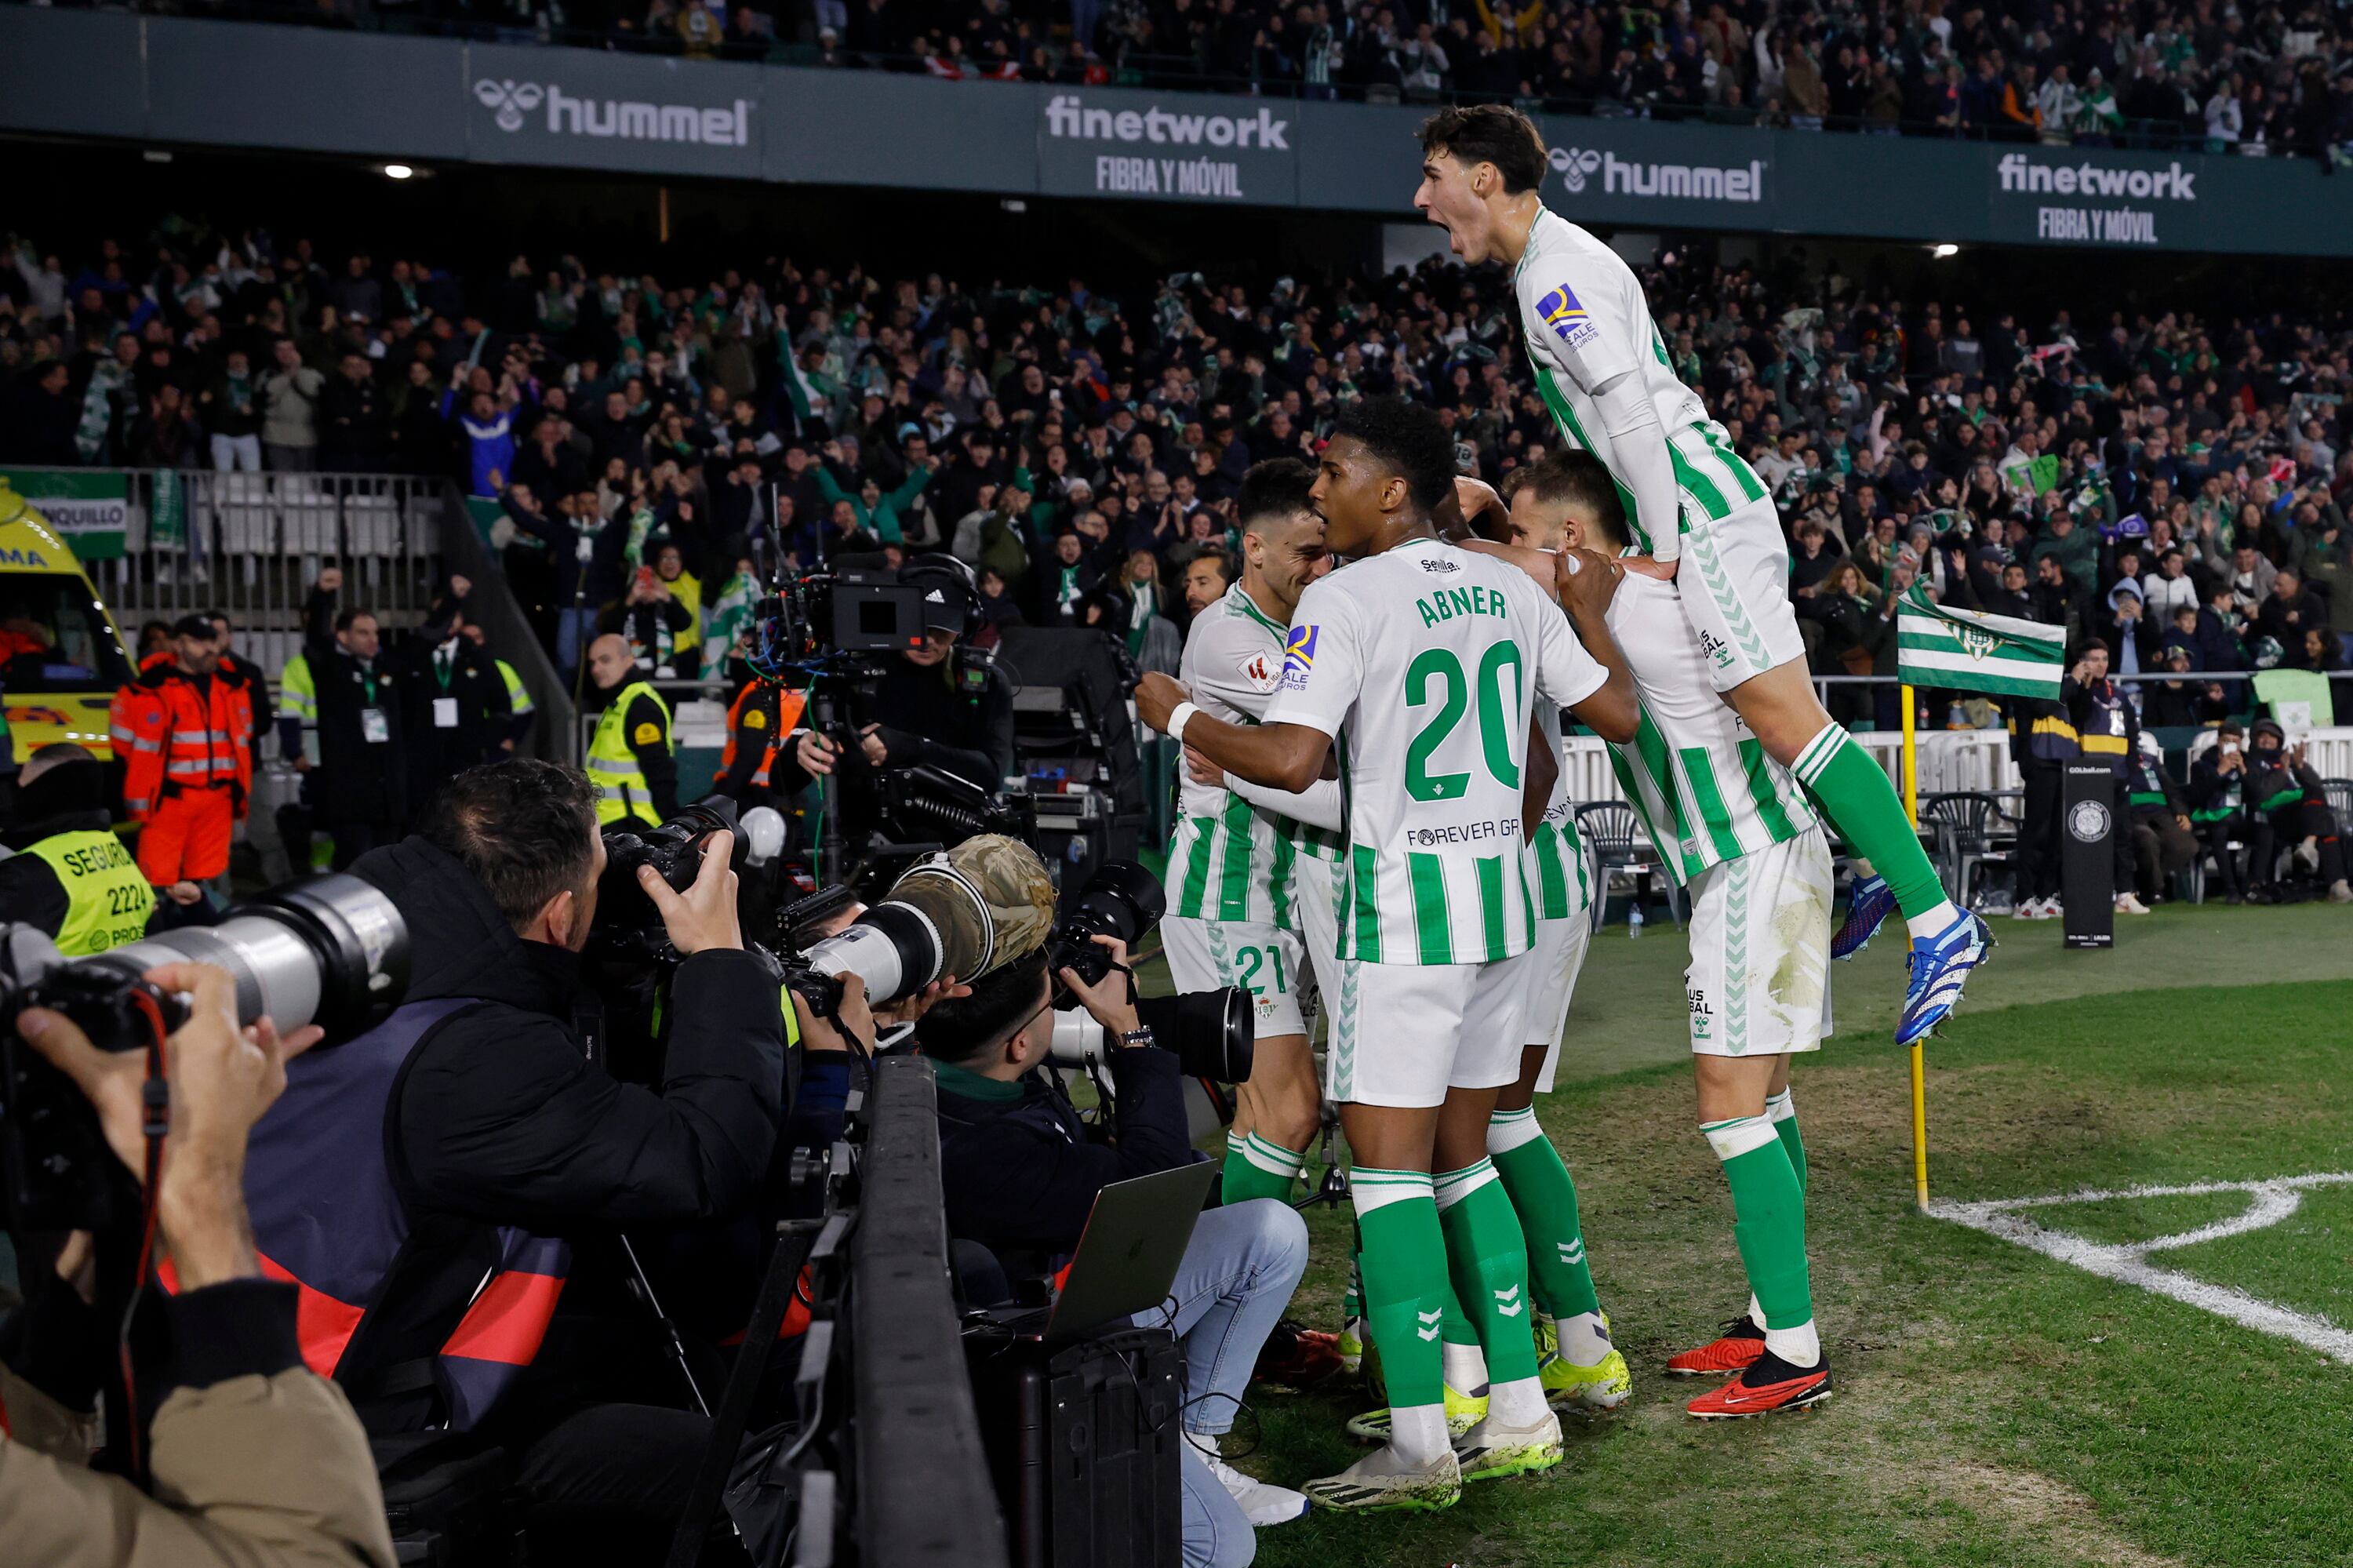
0, 478, 136, 765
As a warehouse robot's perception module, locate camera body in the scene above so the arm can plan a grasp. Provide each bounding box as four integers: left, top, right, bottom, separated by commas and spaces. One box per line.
0, 874, 409, 1231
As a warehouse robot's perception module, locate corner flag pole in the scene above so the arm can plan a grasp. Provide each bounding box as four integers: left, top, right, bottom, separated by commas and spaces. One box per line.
1900, 685, 1929, 1214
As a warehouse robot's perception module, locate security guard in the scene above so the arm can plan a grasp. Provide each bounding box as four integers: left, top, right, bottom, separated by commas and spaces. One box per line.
111, 613, 253, 889
0, 743, 156, 951
2004, 687, 2079, 919
584, 632, 677, 828
2064, 639, 2138, 907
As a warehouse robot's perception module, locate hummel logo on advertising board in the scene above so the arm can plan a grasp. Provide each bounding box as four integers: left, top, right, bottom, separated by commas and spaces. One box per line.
473, 77, 753, 146
474, 78, 545, 133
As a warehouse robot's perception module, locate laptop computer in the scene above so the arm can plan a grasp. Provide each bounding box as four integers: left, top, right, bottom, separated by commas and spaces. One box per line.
991, 1162, 1218, 1341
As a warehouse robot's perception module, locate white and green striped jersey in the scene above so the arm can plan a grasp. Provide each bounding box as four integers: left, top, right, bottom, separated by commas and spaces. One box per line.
1264, 537, 1607, 965
1603, 572, 1817, 886
1515, 209, 1768, 552
1165, 585, 1311, 928
1526, 700, 1592, 921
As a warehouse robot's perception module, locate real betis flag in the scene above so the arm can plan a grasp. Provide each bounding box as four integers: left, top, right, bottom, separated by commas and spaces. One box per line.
1895, 584, 2065, 698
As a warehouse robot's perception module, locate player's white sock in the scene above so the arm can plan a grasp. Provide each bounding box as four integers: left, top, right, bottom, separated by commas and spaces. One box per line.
1904, 899, 1966, 943
1764, 1319, 1821, 1369
1747, 1291, 1766, 1327
1486, 1374, 1550, 1428
1386, 1404, 1452, 1468
1557, 1310, 1613, 1366
1442, 1339, 1489, 1396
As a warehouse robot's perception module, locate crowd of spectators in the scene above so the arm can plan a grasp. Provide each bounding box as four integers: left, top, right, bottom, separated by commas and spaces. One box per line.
2, 218, 2349, 708
35, 0, 2353, 154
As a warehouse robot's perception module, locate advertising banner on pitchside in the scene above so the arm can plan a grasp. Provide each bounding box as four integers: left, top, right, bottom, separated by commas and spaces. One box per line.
0, 471, 129, 560
5, 8, 2348, 256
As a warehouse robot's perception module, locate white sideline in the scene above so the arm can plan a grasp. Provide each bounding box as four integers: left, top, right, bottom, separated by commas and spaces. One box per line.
1928, 1173, 2353, 1364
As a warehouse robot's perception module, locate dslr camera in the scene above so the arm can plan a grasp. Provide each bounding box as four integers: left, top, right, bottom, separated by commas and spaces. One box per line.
1038, 860, 1253, 1085
0, 875, 410, 1231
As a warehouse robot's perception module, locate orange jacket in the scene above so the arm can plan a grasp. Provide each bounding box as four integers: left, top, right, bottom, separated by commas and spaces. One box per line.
720, 680, 806, 789
111, 666, 254, 821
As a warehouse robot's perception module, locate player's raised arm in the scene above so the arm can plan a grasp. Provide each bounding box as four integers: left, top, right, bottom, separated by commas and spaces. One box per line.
1137, 671, 1332, 795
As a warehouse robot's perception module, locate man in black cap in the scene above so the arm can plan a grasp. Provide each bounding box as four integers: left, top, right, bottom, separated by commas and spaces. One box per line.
784, 558, 1016, 835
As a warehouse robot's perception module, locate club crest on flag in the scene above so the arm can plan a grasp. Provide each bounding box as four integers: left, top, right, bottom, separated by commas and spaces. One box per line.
1959, 624, 1998, 660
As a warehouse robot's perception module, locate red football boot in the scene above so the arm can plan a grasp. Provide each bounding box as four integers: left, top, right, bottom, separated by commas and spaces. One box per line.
1684, 1349, 1833, 1418
1664, 1315, 1766, 1378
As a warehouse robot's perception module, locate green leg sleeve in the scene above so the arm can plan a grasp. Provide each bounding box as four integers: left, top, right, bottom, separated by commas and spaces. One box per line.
1791, 723, 1948, 921
1767, 1092, 1807, 1195
1435, 1162, 1541, 1386
1490, 1130, 1602, 1321
1712, 1128, 1812, 1330
1220, 1131, 1306, 1206
1352, 1172, 1451, 1410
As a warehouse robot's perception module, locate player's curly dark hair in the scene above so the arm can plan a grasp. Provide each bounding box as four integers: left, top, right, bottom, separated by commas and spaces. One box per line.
1418, 104, 1549, 195
1333, 395, 1458, 512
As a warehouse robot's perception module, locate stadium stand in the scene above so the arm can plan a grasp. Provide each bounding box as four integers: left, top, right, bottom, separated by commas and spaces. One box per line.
17, 0, 2353, 154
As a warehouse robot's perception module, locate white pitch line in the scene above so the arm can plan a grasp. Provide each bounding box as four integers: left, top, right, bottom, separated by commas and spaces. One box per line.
1928, 1174, 2353, 1364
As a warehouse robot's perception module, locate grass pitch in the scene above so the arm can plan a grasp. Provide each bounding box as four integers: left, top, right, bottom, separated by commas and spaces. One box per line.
1206, 905, 2353, 1568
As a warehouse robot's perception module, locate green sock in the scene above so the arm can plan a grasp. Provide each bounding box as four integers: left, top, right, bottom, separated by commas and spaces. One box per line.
1434, 1160, 1540, 1387
1351, 1169, 1451, 1410
1703, 1116, 1811, 1330
1766, 1088, 1806, 1194
1220, 1130, 1306, 1206
1486, 1106, 1601, 1320
1790, 722, 1951, 923
1342, 1219, 1364, 1326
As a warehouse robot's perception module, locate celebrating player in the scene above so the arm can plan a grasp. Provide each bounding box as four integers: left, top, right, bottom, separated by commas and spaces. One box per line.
1412, 103, 1991, 1047
1137, 397, 1638, 1512
1160, 458, 1336, 1209
1513, 449, 1836, 1417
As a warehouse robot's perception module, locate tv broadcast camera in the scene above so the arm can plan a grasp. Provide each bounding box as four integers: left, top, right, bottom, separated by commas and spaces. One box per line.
743, 557, 1024, 887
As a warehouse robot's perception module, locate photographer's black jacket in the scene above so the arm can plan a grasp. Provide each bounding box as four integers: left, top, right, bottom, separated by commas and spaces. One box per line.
353, 837, 784, 1231
929, 1046, 1194, 1262
772, 653, 1015, 797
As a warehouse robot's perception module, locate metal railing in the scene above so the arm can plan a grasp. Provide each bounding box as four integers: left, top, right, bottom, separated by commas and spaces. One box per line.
12, 464, 572, 759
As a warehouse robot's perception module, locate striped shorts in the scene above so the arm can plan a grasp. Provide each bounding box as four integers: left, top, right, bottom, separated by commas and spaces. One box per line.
1326, 947, 1536, 1108
1678, 497, 1809, 694
1162, 917, 1308, 1040
1683, 830, 1836, 1058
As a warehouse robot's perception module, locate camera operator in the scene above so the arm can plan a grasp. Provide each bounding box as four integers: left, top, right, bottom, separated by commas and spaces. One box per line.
0, 744, 156, 949
236, 759, 809, 1552
584, 633, 679, 828
2, 963, 397, 1568
782, 561, 1016, 820
917, 940, 1312, 1564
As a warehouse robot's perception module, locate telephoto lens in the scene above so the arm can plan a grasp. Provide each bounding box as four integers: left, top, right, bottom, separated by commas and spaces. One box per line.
796, 833, 1056, 1006
79, 872, 409, 1038
1046, 989, 1254, 1082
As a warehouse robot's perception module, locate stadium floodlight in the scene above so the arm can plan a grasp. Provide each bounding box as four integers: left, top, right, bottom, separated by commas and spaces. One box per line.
383, 163, 416, 180
1931, 243, 1960, 259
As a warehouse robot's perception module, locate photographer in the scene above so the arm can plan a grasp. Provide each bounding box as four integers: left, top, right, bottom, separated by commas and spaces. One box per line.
783, 561, 1016, 813
918, 940, 1311, 1565
2, 963, 396, 1568
238, 759, 796, 1551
